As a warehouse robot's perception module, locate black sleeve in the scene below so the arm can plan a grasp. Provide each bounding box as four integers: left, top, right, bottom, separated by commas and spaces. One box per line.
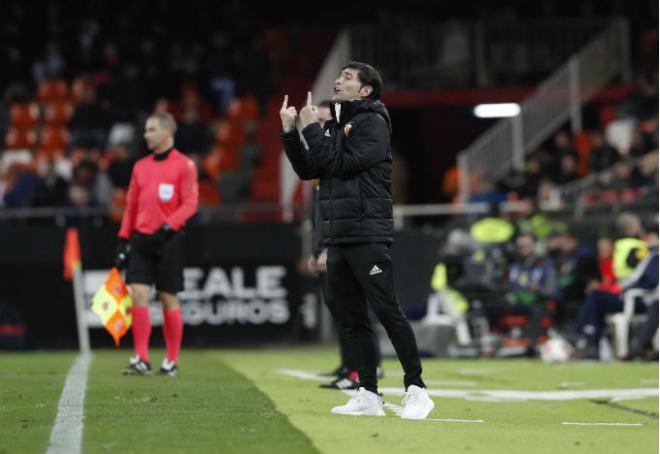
307, 114, 389, 179
311, 187, 324, 255
280, 128, 319, 180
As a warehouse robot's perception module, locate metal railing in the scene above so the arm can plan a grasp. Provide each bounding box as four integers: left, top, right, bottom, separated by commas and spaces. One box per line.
457, 20, 630, 200
0, 203, 294, 224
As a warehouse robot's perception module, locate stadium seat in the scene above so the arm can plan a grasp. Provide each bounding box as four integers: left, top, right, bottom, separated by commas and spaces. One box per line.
109, 189, 127, 223
10, 103, 40, 128
214, 120, 247, 148
39, 126, 70, 153
4, 127, 37, 150
43, 101, 74, 126
37, 78, 68, 102
227, 96, 259, 123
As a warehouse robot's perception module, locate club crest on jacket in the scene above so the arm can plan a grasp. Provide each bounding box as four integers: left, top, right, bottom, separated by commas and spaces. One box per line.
344, 123, 353, 136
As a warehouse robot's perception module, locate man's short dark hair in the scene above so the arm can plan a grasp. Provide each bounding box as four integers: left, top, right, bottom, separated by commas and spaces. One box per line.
342, 61, 382, 100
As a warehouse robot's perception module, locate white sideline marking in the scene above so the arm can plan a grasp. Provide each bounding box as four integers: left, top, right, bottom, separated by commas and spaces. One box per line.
277, 368, 326, 381
425, 380, 478, 387
562, 422, 643, 427
379, 387, 659, 402
46, 354, 93, 454
277, 369, 659, 402
426, 418, 485, 423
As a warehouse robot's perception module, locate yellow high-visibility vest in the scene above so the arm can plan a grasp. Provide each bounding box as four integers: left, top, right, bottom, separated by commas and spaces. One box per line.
613, 238, 648, 280
470, 217, 514, 244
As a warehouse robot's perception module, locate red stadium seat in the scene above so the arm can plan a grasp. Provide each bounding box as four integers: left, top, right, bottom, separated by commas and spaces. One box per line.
10, 103, 40, 128
37, 79, 69, 102
39, 126, 70, 153
43, 101, 74, 126
227, 96, 259, 123
4, 127, 37, 150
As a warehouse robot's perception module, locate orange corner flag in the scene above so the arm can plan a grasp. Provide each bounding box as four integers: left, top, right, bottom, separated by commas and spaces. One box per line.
63, 228, 81, 280
91, 267, 133, 346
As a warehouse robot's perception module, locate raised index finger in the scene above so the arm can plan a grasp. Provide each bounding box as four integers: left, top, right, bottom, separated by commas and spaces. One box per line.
281, 95, 288, 110
306, 91, 312, 107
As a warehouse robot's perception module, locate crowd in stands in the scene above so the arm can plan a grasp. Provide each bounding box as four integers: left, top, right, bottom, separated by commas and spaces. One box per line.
461, 73, 659, 211
0, 0, 300, 223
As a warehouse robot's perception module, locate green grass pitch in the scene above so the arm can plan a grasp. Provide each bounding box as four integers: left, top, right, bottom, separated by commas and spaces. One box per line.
0, 348, 657, 454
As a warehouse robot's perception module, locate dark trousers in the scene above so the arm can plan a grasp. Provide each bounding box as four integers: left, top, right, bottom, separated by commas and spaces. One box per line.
638, 300, 658, 350
327, 243, 424, 393
575, 290, 647, 347
320, 272, 381, 371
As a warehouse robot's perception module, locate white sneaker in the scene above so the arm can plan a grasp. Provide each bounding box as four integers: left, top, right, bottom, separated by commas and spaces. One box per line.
330, 387, 386, 416
400, 385, 434, 419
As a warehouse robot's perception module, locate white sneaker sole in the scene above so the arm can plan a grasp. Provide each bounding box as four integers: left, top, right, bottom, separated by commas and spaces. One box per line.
330, 407, 386, 417
401, 399, 435, 420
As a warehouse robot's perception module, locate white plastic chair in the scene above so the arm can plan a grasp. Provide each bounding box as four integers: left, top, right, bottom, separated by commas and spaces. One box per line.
608, 289, 653, 358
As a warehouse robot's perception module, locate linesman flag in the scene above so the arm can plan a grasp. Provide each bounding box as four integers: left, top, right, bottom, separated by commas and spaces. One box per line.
63, 228, 81, 280
91, 267, 133, 346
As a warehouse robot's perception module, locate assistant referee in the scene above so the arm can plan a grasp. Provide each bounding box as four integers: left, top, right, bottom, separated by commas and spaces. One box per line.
115, 111, 199, 376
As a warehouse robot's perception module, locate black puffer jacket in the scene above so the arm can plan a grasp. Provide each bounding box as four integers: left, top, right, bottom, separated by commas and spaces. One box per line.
281, 99, 393, 245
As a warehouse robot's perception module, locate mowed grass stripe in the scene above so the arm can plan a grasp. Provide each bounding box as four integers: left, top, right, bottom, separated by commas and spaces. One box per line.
0, 352, 77, 454
222, 348, 659, 454
82, 350, 318, 454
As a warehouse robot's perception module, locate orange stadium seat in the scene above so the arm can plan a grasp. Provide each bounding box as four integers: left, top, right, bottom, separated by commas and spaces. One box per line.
214, 120, 246, 148
227, 96, 259, 123
218, 145, 240, 171
37, 78, 69, 102
43, 101, 74, 126
10, 103, 40, 128
4, 127, 37, 150
39, 126, 70, 153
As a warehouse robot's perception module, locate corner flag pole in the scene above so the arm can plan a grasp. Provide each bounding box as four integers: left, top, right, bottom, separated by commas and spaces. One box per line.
64, 228, 91, 354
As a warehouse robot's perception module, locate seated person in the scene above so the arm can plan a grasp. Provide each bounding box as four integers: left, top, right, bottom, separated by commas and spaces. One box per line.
574, 228, 658, 359
490, 233, 557, 352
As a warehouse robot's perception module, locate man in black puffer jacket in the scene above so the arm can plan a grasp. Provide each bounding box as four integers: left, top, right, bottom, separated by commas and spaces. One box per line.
279, 61, 434, 419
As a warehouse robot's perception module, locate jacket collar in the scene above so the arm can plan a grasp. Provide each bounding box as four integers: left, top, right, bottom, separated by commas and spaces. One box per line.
154, 147, 174, 161
331, 99, 371, 125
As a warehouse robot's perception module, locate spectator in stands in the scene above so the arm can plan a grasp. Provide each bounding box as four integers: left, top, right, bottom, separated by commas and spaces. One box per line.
629, 152, 659, 189
3, 164, 44, 208
555, 153, 579, 185
468, 173, 508, 205
32, 42, 65, 84
516, 153, 543, 197
588, 131, 619, 173
575, 228, 658, 360
175, 108, 211, 155
515, 197, 565, 242
32, 157, 69, 207
107, 145, 134, 189
499, 233, 557, 352
71, 159, 112, 208
69, 87, 111, 150
238, 122, 263, 170
549, 131, 578, 180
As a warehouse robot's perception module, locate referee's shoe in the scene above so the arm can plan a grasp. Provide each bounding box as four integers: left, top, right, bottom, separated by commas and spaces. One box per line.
159, 359, 178, 377
122, 355, 152, 375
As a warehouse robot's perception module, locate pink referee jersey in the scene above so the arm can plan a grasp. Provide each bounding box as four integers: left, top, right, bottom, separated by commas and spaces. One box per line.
118, 149, 199, 239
